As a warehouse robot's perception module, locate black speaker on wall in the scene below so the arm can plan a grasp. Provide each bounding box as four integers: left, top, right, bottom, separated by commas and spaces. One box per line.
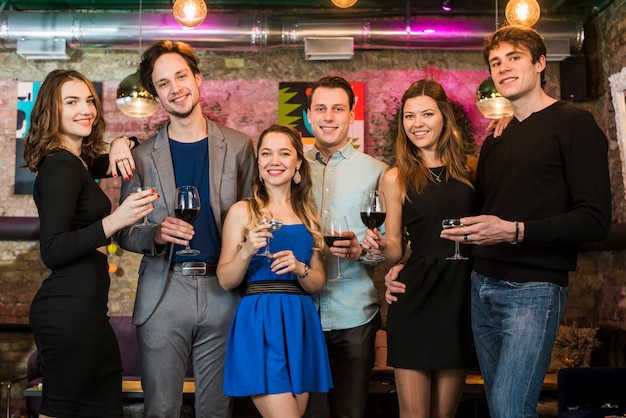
560, 56, 589, 102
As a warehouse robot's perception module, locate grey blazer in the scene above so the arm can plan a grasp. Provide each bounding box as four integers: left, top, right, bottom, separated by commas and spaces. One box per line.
116, 117, 256, 326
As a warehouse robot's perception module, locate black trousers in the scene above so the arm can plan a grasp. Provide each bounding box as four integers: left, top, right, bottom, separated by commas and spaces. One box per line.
304, 312, 382, 418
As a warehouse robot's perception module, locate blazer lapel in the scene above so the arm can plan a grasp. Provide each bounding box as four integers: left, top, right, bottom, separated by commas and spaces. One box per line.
153, 126, 177, 215
207, 118, 227, 232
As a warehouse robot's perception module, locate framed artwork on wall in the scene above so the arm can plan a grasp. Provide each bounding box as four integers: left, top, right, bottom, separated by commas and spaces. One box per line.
278, 81, 365, 151
14, 81, 39, 195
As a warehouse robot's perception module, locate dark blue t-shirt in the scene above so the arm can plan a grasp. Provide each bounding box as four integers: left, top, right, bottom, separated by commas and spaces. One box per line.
170, 138, 221, 264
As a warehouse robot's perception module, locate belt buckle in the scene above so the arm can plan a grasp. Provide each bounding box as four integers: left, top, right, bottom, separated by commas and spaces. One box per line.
181, 262, 206, 276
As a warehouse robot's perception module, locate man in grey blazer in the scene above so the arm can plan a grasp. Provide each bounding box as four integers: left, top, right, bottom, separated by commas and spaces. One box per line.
116, 40, 256, 418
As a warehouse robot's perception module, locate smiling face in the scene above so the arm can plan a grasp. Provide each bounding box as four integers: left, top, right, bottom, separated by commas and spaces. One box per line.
59, 79, 97, 143
151, 52, 202, 119
257, 131, 302, 186
402, 95, 444, 153
306, 87, 355, 159
488, 41, 545, 102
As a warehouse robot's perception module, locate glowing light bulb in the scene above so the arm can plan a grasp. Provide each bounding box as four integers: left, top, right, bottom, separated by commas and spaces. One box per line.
505, 0, 541, 27
331, 0, 358, 8
173, 0, 208, 28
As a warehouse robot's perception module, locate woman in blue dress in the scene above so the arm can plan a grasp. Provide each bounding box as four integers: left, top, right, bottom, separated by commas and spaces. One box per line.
217, 124, 332, 417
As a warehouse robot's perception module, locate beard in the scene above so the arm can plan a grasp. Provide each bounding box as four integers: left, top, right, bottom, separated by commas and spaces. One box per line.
165, 95, 199, 119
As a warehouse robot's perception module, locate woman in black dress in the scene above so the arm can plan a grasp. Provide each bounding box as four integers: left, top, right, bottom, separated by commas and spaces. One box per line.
23, 69, 158, 418
363, 79, 478, 418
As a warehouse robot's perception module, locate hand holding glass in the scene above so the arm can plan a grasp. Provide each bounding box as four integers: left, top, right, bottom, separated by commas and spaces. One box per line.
175, 186, 201, 256
360, 190, 387, 263
129, 187, 158, 228
441, 219, 469, 260
323, 215, 350, 281
256, 208, 282, 257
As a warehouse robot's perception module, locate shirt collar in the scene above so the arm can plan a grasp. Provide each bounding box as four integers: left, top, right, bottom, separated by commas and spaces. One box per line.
312, 141, 354, 165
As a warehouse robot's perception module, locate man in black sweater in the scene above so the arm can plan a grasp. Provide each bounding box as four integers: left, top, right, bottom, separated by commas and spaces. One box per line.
441, 25, 611, 418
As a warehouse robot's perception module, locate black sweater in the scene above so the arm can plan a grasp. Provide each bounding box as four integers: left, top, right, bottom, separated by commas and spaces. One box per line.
473, 101, 611, 286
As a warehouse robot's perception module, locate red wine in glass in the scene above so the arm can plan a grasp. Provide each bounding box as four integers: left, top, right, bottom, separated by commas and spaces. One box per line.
175, 186, 201, 256
323, 215, 349, 281
360, 190, 386, 263
175, 208, 199, 224
360, 212, 386, 229
324, 236, 346, 248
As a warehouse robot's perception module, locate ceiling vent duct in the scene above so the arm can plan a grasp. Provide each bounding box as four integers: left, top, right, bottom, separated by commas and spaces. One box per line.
304, 37, 354, 60
17, 38, 69, 60
0, 10, 583, 60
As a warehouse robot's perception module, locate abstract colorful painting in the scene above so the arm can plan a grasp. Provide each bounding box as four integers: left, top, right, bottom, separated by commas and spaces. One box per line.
278, 81, 365, 151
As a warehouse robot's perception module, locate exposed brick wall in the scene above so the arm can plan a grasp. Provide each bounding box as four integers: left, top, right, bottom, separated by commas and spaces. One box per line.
1, 0, 626, 414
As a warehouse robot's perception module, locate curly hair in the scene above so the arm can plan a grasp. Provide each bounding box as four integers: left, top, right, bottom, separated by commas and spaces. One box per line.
23, 69, 106, 172
246, 124, 324, 251
394, 79, 476, 201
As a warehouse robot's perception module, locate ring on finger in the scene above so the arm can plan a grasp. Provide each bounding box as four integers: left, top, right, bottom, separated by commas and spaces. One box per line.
464, 234, 469, 242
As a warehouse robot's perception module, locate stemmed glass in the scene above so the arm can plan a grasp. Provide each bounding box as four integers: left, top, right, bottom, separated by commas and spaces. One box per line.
442, 218, 469, 260
129, 186, 158, 228
323, 215, 350, 281
360, 190, 387, 263
256, 208, 283, 257
175, 186, 201, 256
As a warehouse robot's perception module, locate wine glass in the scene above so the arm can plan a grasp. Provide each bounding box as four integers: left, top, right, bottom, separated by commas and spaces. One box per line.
256, 208, 283, 257
175, 186, 201, 256
323, 215, 350, 281
129, 186, 158, 228
360, 190, 387, 263
441, 218, 469, 260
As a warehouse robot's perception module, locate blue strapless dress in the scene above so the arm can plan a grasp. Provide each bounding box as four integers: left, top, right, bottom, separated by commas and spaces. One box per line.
223, 224, 333, 396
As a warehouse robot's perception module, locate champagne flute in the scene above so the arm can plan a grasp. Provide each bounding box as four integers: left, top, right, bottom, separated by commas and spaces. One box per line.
256, 208, 283, 257
129, 186, 157, 228
323, 215, 350, 281
175, 186, 201, 256
442, 218, 469, 260
360, 190, 386, 263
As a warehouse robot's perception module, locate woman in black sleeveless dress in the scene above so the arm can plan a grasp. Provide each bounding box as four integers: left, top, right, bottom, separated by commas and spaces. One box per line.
23, 69, 156, 417
363, 79, 478, 418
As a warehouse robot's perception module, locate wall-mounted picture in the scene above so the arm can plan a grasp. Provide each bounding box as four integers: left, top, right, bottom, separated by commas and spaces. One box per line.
278, 81, 365, 151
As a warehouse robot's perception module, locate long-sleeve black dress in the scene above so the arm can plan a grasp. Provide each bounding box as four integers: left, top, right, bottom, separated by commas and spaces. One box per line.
29, 149, 123, 417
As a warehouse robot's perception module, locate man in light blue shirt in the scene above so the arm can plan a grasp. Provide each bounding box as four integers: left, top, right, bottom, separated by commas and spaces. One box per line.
303, 76, 389, 418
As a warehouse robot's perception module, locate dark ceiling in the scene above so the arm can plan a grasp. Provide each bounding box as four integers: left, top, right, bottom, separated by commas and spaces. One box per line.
5, 0, 614, 23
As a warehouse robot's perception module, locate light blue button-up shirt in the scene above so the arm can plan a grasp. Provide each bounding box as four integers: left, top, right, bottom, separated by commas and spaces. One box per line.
305, 142, 389, 331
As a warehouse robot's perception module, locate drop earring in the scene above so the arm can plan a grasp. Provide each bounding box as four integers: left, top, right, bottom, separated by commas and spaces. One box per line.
293, 169, 301, 184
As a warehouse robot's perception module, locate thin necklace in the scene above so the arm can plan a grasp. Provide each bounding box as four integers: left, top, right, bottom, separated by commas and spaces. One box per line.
427, 166, 444, 184
56, 144, 89, 171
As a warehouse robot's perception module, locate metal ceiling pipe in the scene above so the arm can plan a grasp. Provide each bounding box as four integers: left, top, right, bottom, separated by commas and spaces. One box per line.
0, 10, 582, 54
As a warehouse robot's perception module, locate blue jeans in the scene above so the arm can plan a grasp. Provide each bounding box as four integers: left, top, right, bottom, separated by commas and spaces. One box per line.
471, 271, 567, 418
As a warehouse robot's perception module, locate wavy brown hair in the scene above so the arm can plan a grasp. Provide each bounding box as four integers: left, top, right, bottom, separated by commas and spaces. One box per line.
246, 124, 324, 251
138, 40, 200, 98
23, 69, 106, 172
395, 79, 476, 201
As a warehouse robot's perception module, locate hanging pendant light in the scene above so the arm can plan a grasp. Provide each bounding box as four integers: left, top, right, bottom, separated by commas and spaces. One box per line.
173, 0, 208, 27
331, 0, 358, 8
116, 71, 159, 118
505, 0, 541, 27
116, 0, 159, 118
475, 76, 514, 119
